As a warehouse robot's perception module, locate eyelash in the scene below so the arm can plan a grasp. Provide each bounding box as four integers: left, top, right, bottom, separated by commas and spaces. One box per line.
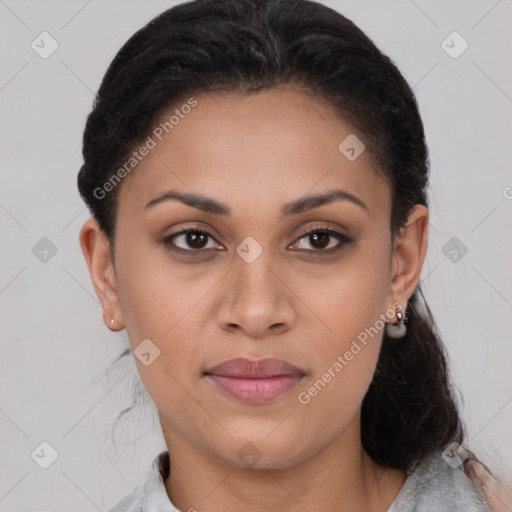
161, 226, 353, 256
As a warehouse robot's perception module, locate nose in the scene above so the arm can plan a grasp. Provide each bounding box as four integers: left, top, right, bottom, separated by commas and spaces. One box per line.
216, 254, 297, 338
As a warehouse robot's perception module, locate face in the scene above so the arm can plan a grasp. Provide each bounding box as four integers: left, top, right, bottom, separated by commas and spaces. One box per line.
80, 86, 428, 470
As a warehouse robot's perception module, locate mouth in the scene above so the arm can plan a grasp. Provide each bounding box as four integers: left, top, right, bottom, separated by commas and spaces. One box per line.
203, 357, 306, 404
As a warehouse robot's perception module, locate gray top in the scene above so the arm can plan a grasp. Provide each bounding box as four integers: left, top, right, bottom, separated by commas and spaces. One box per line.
387, 449, 491, 512
107, 449, 491, 512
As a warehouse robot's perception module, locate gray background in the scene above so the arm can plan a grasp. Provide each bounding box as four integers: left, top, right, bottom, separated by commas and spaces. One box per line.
1, 0, 511, 510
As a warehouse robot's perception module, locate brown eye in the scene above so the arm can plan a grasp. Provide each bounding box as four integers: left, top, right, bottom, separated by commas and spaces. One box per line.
291, 227, 353, 254
308, 230, 330, 250
163, 229, 222, 252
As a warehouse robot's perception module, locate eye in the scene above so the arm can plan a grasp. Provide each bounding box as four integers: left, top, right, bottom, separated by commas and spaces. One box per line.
161, 226, 353, 255
289, 227, 353, 255
162, 228, 223, 252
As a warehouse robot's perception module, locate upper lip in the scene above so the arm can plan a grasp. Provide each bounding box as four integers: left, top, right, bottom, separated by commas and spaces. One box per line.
204, 357, 306, 378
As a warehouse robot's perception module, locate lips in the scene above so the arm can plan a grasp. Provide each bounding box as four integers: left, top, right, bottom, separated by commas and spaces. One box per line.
204, 357, 306, 404
205, 357, 305, 378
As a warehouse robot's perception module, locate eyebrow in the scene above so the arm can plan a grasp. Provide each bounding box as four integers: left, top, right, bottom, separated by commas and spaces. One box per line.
144, 188, 369, 216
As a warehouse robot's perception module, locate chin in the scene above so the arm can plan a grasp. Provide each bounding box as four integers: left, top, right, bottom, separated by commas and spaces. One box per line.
215, 434, 315, 471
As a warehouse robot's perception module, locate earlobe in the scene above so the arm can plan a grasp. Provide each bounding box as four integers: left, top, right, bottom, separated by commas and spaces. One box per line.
389, 204, 429, 305
79, 218, 124, 330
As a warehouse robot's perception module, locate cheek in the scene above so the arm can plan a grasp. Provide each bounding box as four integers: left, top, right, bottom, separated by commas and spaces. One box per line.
296, 314, 384, 444
114, 256, 210, 427
115, 242, 211, 342
300, 244, 390, 346
294, 245, 389, 427
113, 248, 213, 398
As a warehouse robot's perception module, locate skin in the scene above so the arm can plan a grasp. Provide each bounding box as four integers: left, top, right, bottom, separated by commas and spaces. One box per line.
80, 86, 429, 512
464, 455, 512, 512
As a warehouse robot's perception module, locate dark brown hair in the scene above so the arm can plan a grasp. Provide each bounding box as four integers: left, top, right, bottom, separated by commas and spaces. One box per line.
78, 0, 473, 473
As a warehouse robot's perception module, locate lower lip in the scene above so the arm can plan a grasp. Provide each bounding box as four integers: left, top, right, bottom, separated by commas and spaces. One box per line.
206, 374, 304, 404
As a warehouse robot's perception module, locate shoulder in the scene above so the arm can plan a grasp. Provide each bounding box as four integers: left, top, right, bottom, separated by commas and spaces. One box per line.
106, 451, 179, 512
107, 482, 145, 512
388, 449, 491, 512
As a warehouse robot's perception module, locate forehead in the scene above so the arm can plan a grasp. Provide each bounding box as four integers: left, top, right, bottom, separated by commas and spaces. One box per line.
117, 87, 390, 221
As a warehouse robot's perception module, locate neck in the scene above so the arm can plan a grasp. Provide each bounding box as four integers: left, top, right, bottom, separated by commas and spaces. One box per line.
161, 415, 406, 512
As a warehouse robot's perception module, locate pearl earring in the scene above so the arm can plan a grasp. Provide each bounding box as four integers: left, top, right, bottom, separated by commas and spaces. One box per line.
385, 307, 407, 338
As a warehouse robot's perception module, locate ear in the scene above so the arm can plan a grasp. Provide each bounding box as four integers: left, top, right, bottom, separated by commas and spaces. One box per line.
79, 218, 124, 330
388, 204, 429, 309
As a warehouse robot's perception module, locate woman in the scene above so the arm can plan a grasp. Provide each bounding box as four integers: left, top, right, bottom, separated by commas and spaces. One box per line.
77, 0, 507, 510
